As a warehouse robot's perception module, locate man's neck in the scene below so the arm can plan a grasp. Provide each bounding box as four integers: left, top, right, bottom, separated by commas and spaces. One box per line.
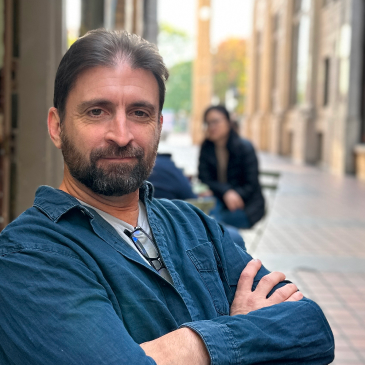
59, 171, 140, 226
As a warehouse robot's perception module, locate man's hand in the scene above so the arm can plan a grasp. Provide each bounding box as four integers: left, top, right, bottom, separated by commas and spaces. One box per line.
223, 189, 245, 211
230, 259, 303, 316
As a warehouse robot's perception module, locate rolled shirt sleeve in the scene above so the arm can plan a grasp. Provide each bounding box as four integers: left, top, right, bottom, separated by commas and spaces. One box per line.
181, 298, 334, 365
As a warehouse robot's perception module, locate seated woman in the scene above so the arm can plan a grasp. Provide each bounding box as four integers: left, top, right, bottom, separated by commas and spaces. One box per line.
148, 152, 246, 250
198, 105, 265, 229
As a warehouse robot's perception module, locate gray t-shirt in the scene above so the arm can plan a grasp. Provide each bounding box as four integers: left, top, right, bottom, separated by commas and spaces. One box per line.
79, 200, 173, 284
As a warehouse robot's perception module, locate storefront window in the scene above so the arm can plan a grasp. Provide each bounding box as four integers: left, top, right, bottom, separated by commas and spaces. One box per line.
296, 14, 311, 104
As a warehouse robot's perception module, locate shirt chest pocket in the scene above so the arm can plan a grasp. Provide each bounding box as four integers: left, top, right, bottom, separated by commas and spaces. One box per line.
186, 242, 229, 315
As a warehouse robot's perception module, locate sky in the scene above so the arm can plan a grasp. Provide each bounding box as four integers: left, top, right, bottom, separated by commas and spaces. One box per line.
66, 0, 81, 30
65, 0, 254, 64
158, 0, 253, 47
157, 0, 253, 66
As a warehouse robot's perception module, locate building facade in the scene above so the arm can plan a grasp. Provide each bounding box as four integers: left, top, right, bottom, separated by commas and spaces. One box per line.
245, 0, 365, 179
0, 0, 157, 229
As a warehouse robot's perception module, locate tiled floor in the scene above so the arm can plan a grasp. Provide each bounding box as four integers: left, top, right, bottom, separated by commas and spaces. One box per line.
244, 153, 365, 365
159, 134, 365, 365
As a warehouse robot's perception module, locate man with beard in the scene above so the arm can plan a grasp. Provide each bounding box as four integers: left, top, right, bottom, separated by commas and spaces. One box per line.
0, 30, 334, 365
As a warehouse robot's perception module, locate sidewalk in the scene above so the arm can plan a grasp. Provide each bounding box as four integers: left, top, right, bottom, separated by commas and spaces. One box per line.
252, 153, 365, 365
159, 133, 365, 365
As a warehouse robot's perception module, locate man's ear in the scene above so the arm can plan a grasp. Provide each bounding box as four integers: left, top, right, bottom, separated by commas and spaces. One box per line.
159, 114, 163, 129
48, 107, 62, 149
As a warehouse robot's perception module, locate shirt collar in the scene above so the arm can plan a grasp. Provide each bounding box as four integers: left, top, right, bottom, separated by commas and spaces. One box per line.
33, 181, 154, 223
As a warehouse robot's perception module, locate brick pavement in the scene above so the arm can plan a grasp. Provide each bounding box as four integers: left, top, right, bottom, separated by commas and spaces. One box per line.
159, 133, 365, 365
246, 153, 365, 365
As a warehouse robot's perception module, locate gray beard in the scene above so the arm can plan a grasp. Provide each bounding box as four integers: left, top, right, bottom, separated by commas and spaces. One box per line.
60, 131, 159, 196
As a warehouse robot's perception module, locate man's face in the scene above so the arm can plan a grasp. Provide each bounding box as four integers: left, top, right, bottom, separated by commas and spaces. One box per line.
59, 63, 162, 196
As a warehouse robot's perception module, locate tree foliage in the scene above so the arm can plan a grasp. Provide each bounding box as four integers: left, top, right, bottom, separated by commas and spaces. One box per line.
158, 23, 193, 114
158, 22, 192, 68
213, 38, 248, 114
164, 61, 192, 113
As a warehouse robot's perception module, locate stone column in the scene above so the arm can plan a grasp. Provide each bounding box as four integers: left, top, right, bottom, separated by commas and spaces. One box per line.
330, 0, 364, 175
191, 0, 212, 145
143, 0, 158, 44
345, 0, 364, 174
258, 0, 272, 151
80, 0, 104, 36
244, 0, 259, 139
247, 0, 272, 151
272, 0, 294, 156
292, 0, 319, 164
16, 0, 66, 216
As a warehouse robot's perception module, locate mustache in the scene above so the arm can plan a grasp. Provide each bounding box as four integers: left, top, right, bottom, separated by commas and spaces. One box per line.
90, 144, 144, 161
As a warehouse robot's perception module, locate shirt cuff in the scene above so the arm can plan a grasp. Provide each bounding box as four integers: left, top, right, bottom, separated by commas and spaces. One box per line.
180, 318, 239, 365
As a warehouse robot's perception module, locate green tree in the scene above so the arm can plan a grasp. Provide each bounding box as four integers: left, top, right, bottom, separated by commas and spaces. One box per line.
164, 61, 192, 113
158, 23, 192, 68
158, 23, 193, 116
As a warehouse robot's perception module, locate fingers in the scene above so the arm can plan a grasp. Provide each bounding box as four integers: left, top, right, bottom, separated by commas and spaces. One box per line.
236, 259, 262, 294
230, 259, 262, 316
269, 283, 301, 304
223, 190, 244, 211
285, 291, 304, 302
255, 271, 286, 297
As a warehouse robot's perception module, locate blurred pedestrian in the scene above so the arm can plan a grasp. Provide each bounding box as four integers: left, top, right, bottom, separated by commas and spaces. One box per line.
198, 105, 265, 229
148, 153, 196, 200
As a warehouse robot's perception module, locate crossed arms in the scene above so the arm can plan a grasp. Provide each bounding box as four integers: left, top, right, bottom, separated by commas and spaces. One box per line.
0, 204, 334, 365
141, 259, 304, 364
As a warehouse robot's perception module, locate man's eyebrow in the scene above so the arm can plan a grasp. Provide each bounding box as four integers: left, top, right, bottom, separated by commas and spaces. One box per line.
130, 101, 157, 113
77, 99, 114, 113
76, 99, 157, 113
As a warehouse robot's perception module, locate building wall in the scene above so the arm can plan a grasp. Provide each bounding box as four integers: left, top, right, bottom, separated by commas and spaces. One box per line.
246, 0, 365, 176
143, 0, 158, 44
16, 0, 66, 217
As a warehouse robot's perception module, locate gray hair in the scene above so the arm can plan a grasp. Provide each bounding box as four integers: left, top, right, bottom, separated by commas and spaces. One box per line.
53, 29, 169, 122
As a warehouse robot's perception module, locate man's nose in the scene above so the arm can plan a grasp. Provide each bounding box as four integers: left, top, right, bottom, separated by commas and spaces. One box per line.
105, 112, 134, 147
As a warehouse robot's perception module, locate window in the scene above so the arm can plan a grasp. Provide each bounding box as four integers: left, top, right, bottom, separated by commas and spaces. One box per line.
290, 0, 312, 106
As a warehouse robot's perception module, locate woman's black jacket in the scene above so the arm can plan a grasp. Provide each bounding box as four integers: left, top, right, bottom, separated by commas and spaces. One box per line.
198, 129, 265, 227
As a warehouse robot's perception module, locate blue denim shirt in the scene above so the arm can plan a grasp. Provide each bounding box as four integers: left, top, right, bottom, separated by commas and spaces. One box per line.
0, 184, 334, 365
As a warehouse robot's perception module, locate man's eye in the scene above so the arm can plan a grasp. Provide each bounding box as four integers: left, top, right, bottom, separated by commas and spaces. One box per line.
90, 109, 103, 116
134, 110, 147, 117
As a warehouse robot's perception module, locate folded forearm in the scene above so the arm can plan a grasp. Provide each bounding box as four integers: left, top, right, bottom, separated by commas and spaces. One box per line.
182, 298, 334, 365
140, 327, 210, 365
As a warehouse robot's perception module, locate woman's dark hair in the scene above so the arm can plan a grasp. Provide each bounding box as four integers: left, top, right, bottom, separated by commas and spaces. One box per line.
54, 29, 169, 122
203, 105, 230, 123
